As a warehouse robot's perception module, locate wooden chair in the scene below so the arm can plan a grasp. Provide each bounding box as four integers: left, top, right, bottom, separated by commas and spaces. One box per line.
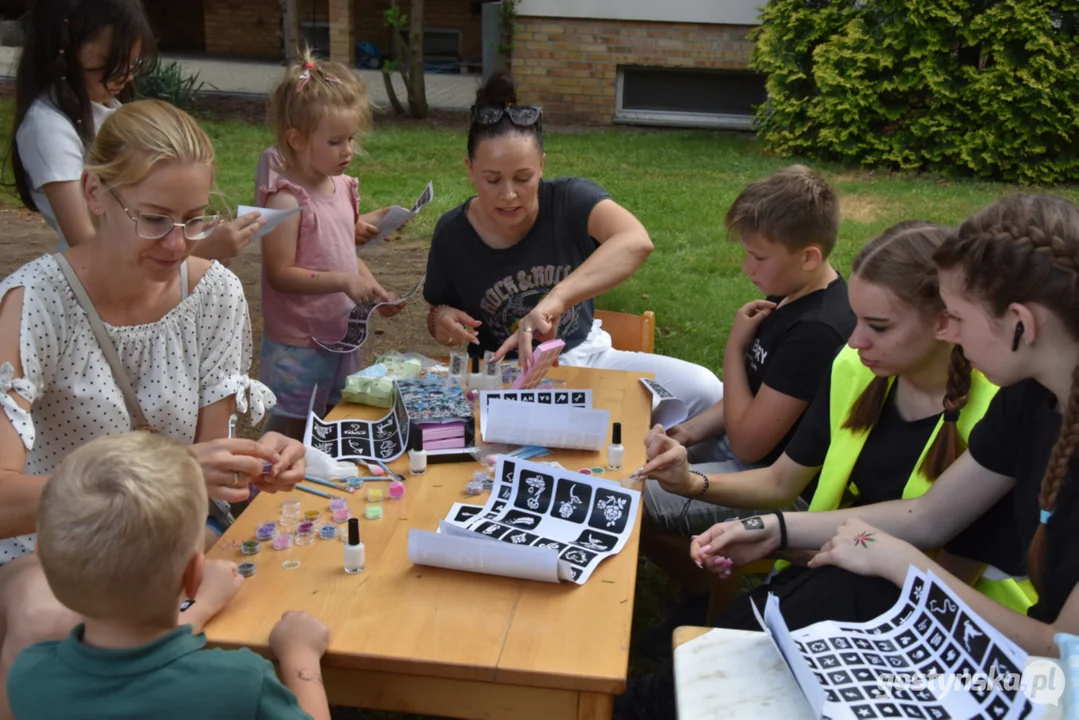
594, 309, 656, 353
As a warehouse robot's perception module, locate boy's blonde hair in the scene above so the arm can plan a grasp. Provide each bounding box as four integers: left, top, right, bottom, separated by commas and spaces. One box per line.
268, 48, 371, 170
37, 433, 208, 622
85, 99, 215, 190
725, 165, 840, 257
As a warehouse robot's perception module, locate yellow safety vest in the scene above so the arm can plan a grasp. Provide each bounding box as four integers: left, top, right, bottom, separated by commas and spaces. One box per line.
777, 346, 1036, 612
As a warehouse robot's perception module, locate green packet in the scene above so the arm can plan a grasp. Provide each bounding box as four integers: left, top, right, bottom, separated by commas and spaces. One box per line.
341, 356, 423, 408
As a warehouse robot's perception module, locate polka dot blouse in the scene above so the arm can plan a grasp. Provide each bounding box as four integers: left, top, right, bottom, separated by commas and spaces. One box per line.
0, 255, 276, 565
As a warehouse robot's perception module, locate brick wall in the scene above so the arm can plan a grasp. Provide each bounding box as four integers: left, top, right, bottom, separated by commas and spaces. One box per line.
203, 0, 482, 63
512, 17, 755, 125
204, 0, 281, 59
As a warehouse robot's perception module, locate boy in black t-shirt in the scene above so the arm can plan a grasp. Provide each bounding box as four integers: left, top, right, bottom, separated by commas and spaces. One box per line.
645, 165, 855, 534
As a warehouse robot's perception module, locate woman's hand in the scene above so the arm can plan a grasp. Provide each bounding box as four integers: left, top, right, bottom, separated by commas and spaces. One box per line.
431, 306, 481, 346
193, 212, 266, 263
690, 514, 782, 578
253, 432, 307, 493
807, 520, 919, 586
638, 424, 698, 496
493, 295, 564, 368
727, 300, 777, 353
189, 438, 280, 503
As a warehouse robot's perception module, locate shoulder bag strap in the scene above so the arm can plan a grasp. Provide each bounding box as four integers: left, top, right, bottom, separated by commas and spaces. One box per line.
52, 253, 154, 432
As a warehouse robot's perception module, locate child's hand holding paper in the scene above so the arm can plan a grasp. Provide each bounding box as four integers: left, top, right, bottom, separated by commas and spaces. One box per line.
237, 204, 304, 240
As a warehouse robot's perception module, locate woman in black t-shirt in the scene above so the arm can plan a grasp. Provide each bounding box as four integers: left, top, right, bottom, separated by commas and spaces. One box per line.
423, 74, 723, 418
692, 195, 1079, 657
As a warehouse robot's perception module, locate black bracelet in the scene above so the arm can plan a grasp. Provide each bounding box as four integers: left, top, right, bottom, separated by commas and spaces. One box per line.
689, 470, 710, 499
770, 510, 788, 552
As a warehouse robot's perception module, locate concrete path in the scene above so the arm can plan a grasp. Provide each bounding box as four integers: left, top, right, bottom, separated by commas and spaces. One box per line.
0, 46, 478, 110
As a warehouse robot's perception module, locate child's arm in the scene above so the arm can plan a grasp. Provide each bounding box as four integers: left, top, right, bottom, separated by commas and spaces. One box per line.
269, 611, 331, 720
42, 182, 95, 248
262, 191, 381, 304
722, 302, 822, 463
178, 559, 244, 633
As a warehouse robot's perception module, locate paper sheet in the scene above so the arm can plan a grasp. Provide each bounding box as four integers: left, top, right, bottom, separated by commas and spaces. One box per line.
312, 275, 426, 353
237, 205, 303, 239
478, 389, 592, 436
640, 378, 689, 429
754, 566, 1042, 720
442, 456, 640, 584
303, 385, 409, 462
365, 182, 434, 247
482, 400, 609, 451
408, 523, 563, 583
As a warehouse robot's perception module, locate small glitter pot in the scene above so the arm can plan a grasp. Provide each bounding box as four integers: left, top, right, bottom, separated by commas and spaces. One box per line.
296, 522, 316, 546
255, 522, 277, 542
241, 539, 261, 555
346, 477, 365, 491
389, 480, 405, 500
367, 488, 384, 502
329, 497, 348, 513
319, 524, 338, 540
238, 562, 257, 578
333, 507, 352, 523
303, 510, 321, 524
272, 526, 295, 550
365, 505, 383, 520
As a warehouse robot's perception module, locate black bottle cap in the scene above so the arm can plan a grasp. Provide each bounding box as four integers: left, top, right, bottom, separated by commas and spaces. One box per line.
612, 422, 622, 445
471, 356, 480, 373
348, 517, 360, 545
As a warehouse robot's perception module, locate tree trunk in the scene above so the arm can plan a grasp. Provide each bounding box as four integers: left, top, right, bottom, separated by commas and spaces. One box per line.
280, 0, 302, 64
406, 0, 428, 118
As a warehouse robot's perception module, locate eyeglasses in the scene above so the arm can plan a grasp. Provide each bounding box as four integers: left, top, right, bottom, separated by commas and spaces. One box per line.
108, 189, 221, 242
471, 105, 543, 129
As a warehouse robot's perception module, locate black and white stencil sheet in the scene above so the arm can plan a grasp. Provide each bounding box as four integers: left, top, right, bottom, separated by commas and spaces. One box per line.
754, 567, 1042, 720
478, 389, 592, 436
303, 385, 409, 462
639, 378, 688, 429
481, 397, 609, 451
313, 275, 426, 353
366, 181, 434, 247
443, 456, 640, 584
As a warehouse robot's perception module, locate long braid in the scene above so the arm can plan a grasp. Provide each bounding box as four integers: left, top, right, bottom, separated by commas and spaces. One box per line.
920, 346, 972, 480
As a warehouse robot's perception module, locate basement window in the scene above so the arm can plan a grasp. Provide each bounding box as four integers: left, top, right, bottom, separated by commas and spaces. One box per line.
615, 66, 767, 130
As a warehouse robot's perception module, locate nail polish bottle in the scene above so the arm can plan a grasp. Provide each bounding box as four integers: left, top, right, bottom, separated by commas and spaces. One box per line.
467, 356, 482, 391
409, 436, 427, 476
344, 518, 365, 574
607, 422, 624, 471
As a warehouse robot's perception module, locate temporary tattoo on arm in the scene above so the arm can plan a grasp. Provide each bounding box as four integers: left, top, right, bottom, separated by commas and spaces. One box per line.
296, 669, 324, 685
741, 516, 765, 531
853, 531, 877, 548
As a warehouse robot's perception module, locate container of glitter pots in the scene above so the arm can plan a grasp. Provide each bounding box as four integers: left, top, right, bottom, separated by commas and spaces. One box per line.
255, 522, 277, 542
295, 522, 315, 546
319, 524, 338, 540
332, 507, 352, 523
303, 510, 321, 525
272, 526, 295, 550
328, 497, 348, 513
241, 539, 261, 556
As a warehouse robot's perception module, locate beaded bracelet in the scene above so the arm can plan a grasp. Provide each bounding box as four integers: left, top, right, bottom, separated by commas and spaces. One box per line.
427, 304, 449, 339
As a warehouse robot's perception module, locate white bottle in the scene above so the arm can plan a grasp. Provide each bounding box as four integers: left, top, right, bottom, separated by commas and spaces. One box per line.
467, 356, 482, 391
608, 422, 624, 470
344, 518, 365, 574
409, 436, 428, 476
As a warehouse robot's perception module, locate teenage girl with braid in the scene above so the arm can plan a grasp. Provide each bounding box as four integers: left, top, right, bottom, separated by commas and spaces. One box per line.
688, 194, 1079, 660
10, 0, 263, 257
615, 221, 1031, 720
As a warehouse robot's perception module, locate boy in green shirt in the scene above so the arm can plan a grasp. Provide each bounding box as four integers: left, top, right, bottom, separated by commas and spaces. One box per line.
8, 433, 331, 720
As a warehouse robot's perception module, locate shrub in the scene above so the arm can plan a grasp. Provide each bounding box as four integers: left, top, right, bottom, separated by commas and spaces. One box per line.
135, 60, 209, 112
751, 0, 1079, 184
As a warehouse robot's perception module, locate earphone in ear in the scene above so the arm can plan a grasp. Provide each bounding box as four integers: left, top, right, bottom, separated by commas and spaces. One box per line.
1011, 321, 1026, 352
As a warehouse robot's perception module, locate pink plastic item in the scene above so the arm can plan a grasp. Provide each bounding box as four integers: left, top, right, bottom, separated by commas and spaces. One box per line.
511, 339, 566, 390
389, 480, 406, 499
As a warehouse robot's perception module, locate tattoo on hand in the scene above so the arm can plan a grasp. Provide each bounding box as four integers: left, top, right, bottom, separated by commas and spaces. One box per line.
853, 531, 877, 548
297, 669, 324, 685
742, 517, 765, 531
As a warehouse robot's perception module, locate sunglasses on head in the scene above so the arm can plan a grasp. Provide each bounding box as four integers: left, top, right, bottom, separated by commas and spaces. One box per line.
471, 105, 543, 129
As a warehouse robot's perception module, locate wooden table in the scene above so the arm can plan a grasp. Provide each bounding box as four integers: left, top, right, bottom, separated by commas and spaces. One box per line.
204, 366, 653, 720
672, 627, 1066, 720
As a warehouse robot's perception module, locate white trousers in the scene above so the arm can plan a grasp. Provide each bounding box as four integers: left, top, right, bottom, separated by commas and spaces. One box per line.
560, 320, 724, 422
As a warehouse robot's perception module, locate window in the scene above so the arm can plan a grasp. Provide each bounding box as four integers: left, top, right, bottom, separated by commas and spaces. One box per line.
616, 66, 767, 130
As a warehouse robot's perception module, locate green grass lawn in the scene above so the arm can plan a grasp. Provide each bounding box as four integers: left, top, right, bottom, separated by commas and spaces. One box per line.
5, 99, 1076, 378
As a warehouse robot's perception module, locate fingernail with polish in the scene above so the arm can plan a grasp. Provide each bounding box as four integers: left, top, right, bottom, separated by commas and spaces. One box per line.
699, 544, 711, 555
